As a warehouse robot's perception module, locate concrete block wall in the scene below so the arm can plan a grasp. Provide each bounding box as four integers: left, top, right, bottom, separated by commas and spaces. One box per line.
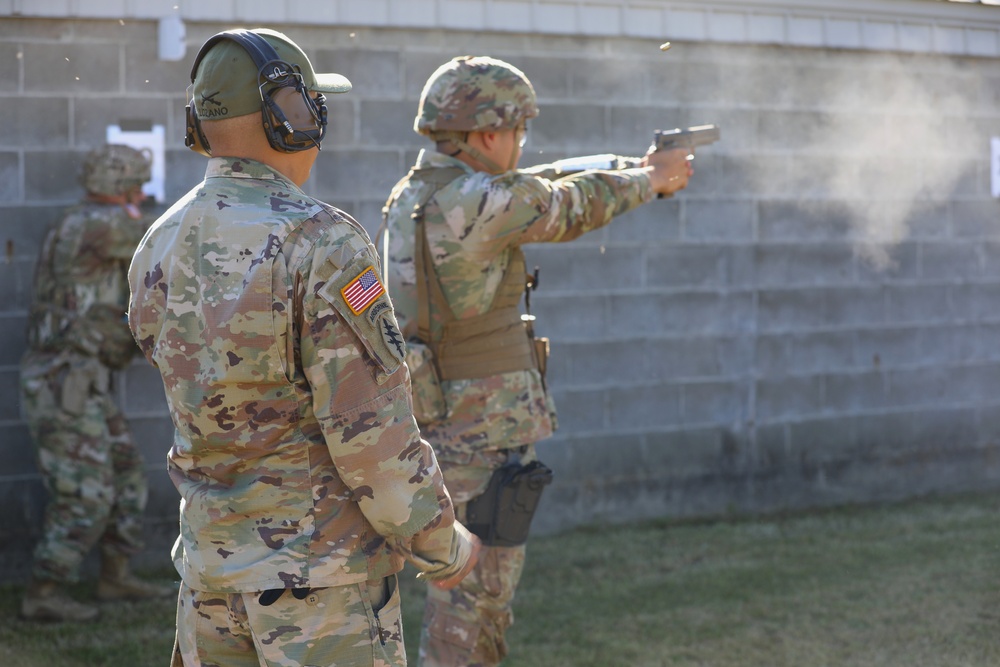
524, 36, 1000, 529
2, 13, 1000, 572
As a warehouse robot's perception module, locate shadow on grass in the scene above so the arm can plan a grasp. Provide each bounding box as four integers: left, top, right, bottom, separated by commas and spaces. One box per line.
2, 493, 999, 667
0, 575, 178, 667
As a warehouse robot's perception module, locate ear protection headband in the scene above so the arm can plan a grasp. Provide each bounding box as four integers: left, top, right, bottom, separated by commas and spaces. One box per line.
184, 29, 328, 155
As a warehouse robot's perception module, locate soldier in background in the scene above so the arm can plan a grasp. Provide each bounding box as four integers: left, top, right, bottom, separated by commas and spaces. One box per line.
128, 28, 478, 666
384, 56, 693, 667
19, 144, 173, 622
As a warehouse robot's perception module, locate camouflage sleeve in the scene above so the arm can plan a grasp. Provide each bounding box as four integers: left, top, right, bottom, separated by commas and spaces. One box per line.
469, 166, 654, 252
382, 209, 418, 339
127, 232, 165, 368
390, 271, 418, 340
301, 231, 472, 575
519, 162, 562, 180
409, 518, 476, 581
520, 153, 643, 180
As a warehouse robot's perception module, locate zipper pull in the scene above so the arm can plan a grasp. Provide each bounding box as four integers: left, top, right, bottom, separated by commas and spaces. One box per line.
373, 608, 387, 646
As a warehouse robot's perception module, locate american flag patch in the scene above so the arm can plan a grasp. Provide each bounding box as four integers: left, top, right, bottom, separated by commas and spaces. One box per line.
340, 266, 385, 315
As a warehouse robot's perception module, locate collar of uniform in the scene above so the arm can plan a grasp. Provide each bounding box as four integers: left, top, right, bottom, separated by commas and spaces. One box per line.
414, 148, 476, 174
204, 157, 302, 191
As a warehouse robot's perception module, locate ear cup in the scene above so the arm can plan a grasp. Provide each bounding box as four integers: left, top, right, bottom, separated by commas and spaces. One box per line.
261, 85, 327, 152
187, 30, 327, 154
184, 102, 212, 156
272, 86, 318, 133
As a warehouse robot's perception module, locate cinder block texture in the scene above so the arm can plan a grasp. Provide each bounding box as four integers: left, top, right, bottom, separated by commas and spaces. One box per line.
0, 258, 34, 312
388, 0, 438, 27
24, 151, 84, 201
0, 315, 27, 366
4, 98, 71, 149
0, 151, 18, 201
22, 42, 120, 93
2, 16, 1000, 559
313, 49, 402, 99
0, 368, 24, 423
124, 34, 190, 93
360, 99, 424, 147
0, 43, 19, 91
74, 96, 172, 148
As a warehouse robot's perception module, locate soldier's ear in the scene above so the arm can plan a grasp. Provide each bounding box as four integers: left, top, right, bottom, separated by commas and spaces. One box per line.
478, 130, 499, 149
466, 130, 493, 152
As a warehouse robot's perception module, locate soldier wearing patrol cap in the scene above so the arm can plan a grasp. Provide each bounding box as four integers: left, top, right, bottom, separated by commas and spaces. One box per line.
127, 28, 479, 666
20, 143, 173, 623
383, 56, 694, 666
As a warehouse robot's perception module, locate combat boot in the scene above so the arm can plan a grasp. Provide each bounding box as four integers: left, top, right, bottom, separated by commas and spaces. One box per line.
96, 548, 174, 601
21, 578, 99, 622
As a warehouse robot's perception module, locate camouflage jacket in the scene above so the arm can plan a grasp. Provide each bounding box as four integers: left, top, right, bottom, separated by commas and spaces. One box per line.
128, 157, 471, 593
25, 202, 147, 371
385, 149, 654, 457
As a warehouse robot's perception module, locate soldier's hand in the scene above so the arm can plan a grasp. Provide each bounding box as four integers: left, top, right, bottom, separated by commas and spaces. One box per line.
431, 533, 482, 591
644, 147, 693, 196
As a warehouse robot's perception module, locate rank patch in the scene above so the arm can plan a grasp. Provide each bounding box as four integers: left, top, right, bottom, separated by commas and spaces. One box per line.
340, 266, 385, 315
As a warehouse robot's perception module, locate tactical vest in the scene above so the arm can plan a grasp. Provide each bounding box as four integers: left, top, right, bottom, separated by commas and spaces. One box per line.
408, 167, 539, 381
27, 209, 136, 369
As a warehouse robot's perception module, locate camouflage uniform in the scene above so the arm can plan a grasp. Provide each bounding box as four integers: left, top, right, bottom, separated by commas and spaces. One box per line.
21, 145, 151, 594
129, 157, 474, 667
384, 57, 655, 666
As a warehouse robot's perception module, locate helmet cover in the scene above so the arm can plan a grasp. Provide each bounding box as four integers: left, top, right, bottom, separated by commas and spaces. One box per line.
80, 144, 152, 197
414, 56, 539, 136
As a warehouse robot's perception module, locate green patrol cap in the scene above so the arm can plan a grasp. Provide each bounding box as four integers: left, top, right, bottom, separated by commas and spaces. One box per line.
192, 28, 351, 120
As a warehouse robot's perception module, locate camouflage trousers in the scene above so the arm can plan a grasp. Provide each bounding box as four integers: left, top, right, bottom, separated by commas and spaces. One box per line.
172, 575, 405, 667
418, 445, 536, 667
20, 351, 147, 583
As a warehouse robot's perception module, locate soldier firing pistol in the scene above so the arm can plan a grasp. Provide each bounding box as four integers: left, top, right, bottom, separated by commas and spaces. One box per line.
648, 123, 720, 196
546, 123, 720, 187
654, 124, 721, 159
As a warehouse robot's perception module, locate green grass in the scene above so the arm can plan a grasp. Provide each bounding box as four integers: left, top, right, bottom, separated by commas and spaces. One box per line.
0, 578, 176, 667
2, 493, 999, 666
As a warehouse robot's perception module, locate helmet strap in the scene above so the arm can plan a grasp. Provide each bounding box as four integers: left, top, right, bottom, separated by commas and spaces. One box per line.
433, 131, 507, 174
504, 140, 519, 172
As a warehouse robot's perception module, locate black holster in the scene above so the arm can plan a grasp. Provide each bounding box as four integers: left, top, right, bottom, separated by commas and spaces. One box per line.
464, 459, 554, 547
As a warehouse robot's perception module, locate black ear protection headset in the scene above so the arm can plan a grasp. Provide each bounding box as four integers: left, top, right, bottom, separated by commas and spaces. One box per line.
184, 29, 328, 156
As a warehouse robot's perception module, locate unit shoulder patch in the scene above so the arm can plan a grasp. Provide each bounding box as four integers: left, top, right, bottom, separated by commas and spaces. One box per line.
378, 312, 406, 365
318, 258, 402, 380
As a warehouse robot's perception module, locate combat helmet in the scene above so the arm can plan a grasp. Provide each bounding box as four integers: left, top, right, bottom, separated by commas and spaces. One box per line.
80, 144, 152, 197
414, 56, 539, 136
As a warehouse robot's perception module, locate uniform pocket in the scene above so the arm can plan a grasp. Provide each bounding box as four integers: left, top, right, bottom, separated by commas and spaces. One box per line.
428, 606, 479, 653
368, 573, 398, 615
60, 362, 97, 416
366, 574, 404, 662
